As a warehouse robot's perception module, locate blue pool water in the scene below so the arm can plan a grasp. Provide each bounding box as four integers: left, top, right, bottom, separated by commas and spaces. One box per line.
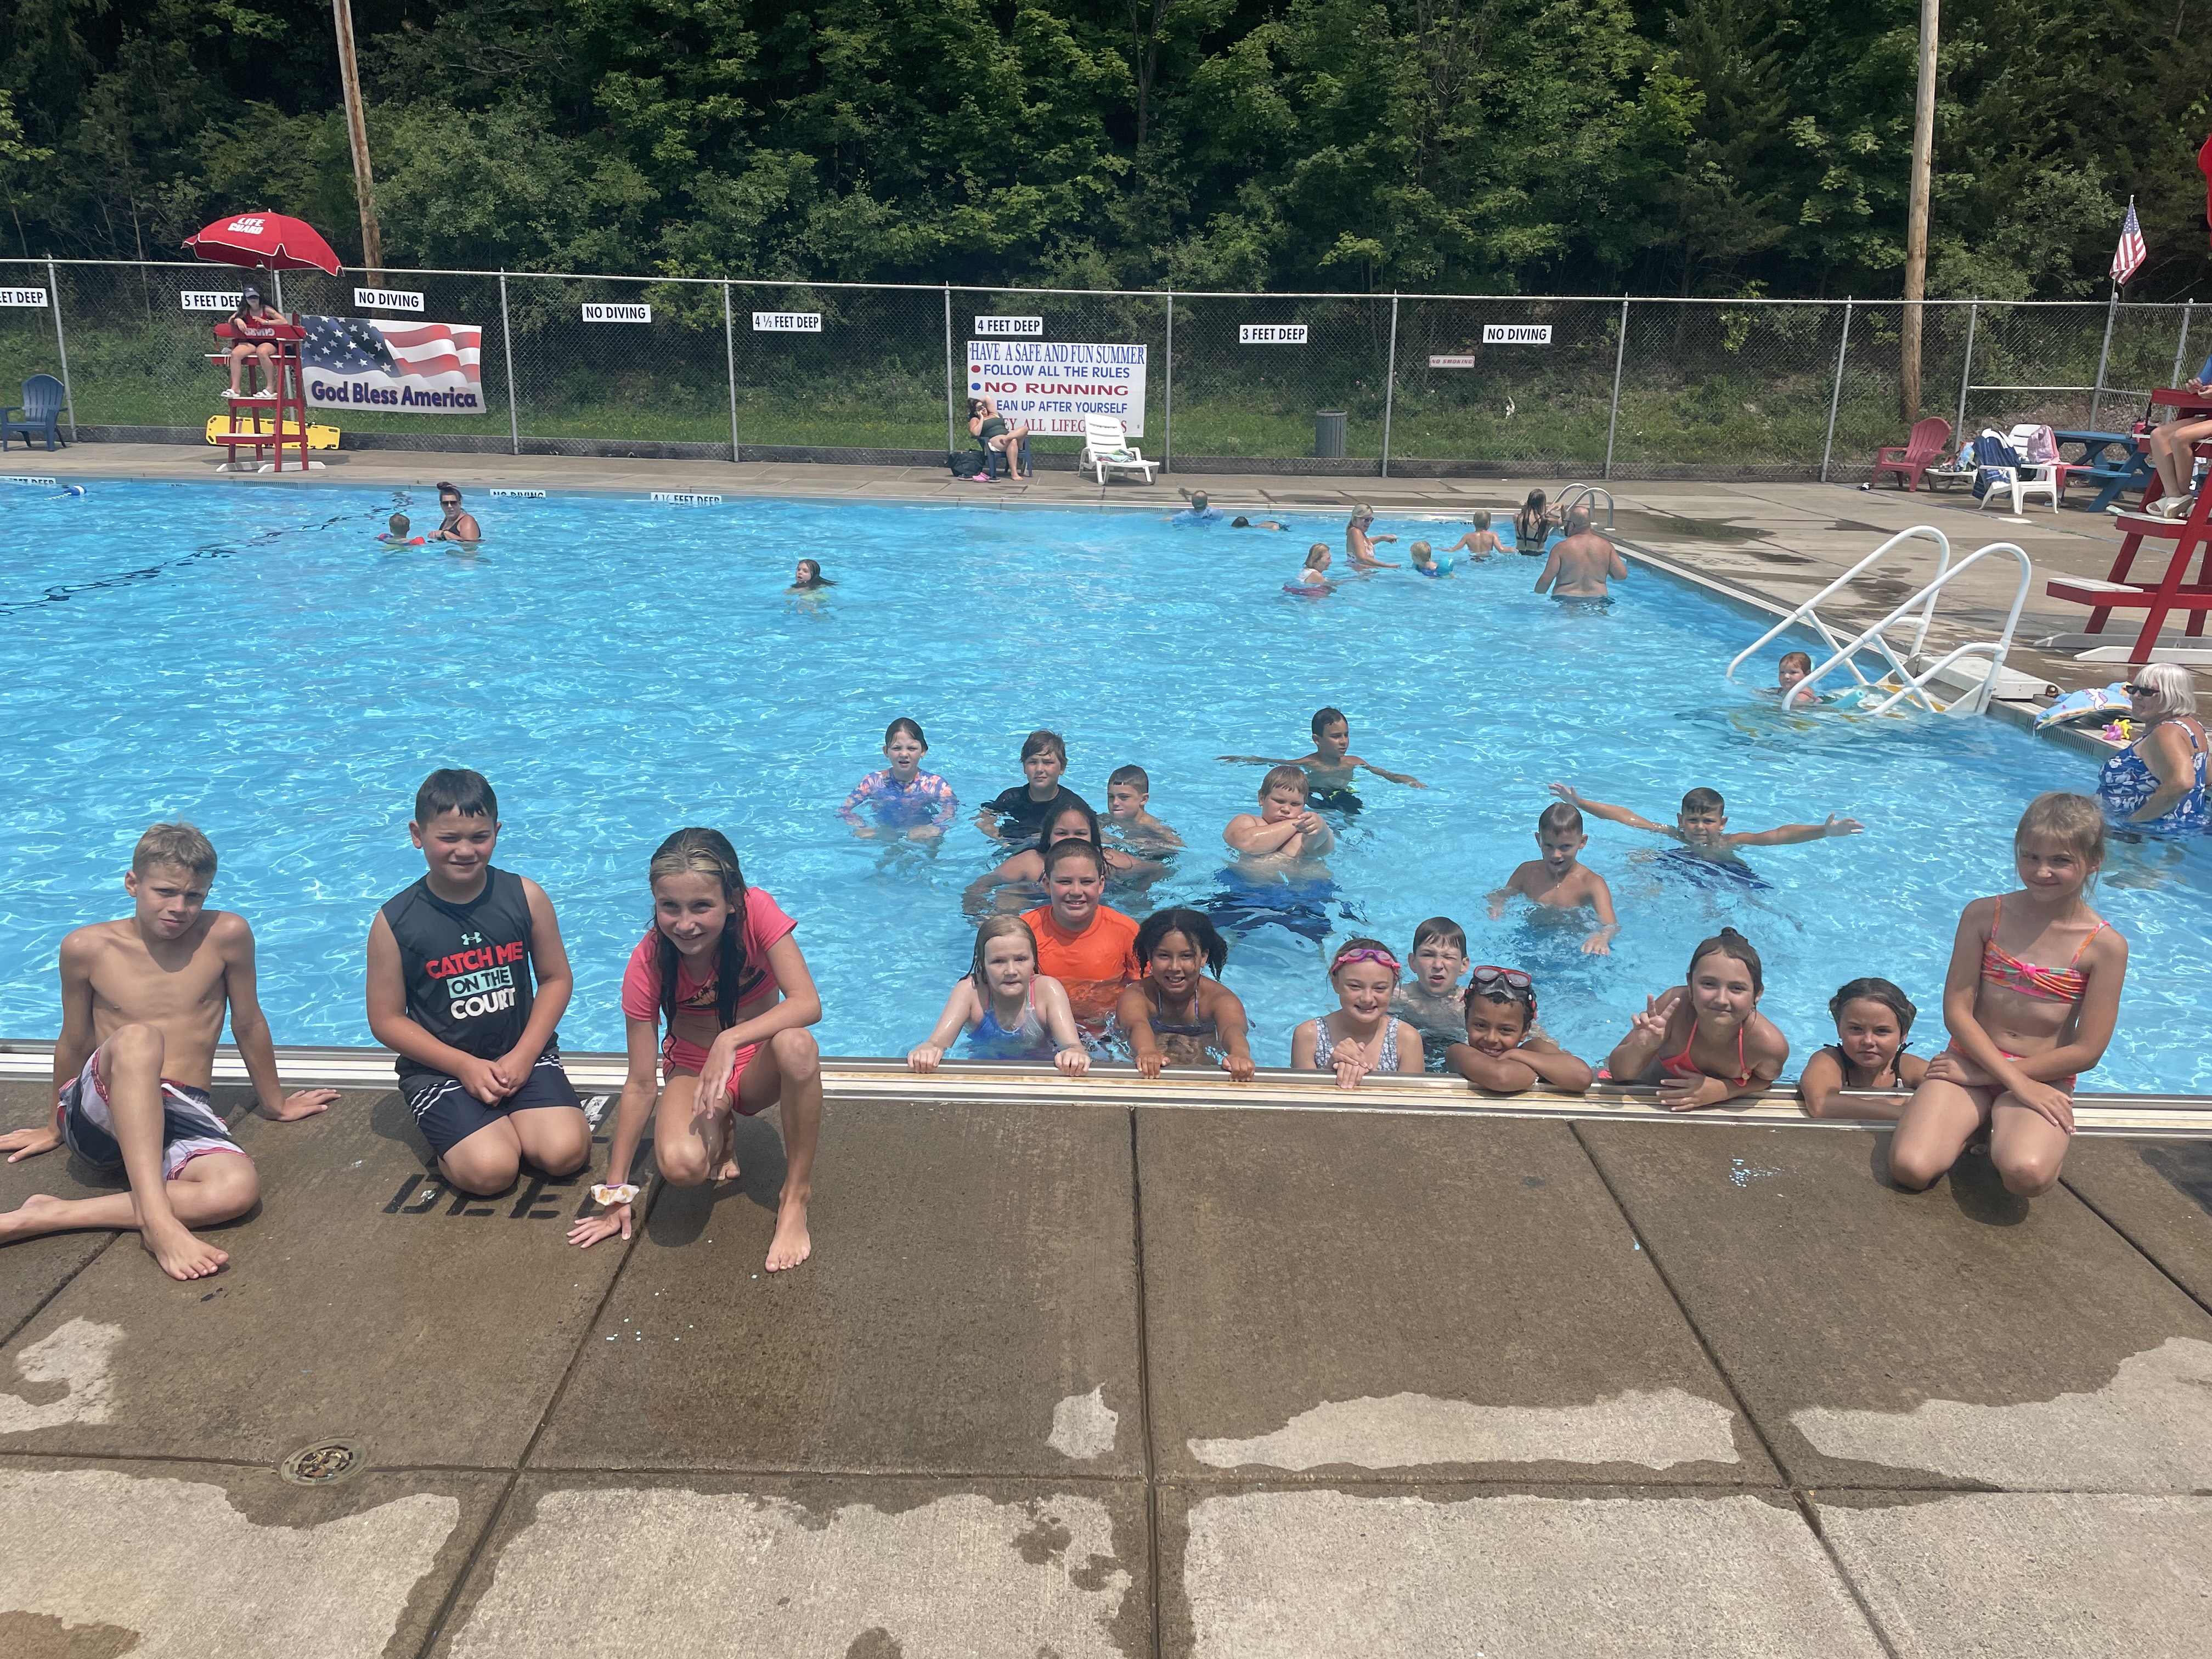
2, 478, 2208, 1092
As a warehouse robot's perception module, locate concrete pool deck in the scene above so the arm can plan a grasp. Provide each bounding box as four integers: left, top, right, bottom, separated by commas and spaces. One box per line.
2, 1048, 2211, 1657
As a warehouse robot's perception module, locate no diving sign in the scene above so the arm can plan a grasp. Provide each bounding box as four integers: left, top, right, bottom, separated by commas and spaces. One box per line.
1483, 324, 1551, 345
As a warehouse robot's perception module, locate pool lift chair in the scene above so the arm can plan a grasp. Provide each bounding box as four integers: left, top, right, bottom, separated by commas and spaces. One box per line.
1725, 526, 2035, 716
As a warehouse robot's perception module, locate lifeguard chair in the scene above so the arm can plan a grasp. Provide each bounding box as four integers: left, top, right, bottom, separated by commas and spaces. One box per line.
208, 316, 314, 472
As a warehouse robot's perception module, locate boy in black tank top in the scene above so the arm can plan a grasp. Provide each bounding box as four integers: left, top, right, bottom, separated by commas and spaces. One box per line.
366, 769, 590, 1195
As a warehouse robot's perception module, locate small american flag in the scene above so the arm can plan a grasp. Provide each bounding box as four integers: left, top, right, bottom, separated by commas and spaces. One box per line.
2111, 199, 2148, 286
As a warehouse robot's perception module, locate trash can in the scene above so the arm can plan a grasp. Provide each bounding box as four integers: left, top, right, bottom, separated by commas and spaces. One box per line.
1314, 411, 1347, 459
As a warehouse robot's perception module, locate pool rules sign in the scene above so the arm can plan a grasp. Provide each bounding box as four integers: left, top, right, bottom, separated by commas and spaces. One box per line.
966, 341, 1147, 436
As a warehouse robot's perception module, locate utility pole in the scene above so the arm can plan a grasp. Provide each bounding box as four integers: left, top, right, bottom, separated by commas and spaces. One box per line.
332, 0, 385, 281
1899, 0, 1938, 421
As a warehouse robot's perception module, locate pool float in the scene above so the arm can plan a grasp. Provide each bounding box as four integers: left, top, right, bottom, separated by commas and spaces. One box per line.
1282, 582, 1330, 597
1658, 847, 1773, 892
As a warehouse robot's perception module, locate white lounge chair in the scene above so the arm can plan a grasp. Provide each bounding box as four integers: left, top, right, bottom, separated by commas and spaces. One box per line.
1081, 415, 1156, 485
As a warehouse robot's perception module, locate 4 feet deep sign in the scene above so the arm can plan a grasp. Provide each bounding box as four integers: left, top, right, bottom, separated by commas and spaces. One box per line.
301, 316, 487, 412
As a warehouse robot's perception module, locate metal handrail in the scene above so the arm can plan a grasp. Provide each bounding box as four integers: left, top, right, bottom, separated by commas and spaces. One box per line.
1725, 526, 1954, 696
1793, 542, 2034, 716
1556, 483, 1615, 528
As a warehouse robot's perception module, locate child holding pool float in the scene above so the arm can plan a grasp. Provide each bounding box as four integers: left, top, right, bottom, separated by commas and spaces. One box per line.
1888, 793, 2127, 1199
1443, 967, 1594, 1096
1409, 540, 1452, 577
1799, 978, 1928, 1120
839, 718, 957, 840
1116, 909, 1257, 1081
568, 827, 822, 1272
908, 916, 1089, 1074
1605, 928, 1790, 1109
1292, 938, 1424, 1088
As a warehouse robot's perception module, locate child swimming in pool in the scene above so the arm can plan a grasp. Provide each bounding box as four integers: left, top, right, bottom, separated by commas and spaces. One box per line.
1605, 928, 1789, 1109
1409, 540, 1452, 577
1389, 916, 1471, 1065
839, 716, 957, 840
787, 559, 834, 592
1443, 967, 1594, 1096
1289, 544, 1334, 591
1799, 977, 1928, 1121
1221, 707, 1427, 804
1888, 793, 2127, 1198
376, 512, 421, 545
1443, 511, 1505, 562
1488, 802, 1620, 954
1513, 490, 1555, 555
1116, 909, 1257, 1081
965, 797, 1156, 915
1292, 938, 1424, 1088
908, 916, 1089, 1075
975, 729, 1091, 845
1548, 783, 1861, 863
1105, 764, 1183, 850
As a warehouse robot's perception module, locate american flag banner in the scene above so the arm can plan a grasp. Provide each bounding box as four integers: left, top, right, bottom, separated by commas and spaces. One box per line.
301, 315, 486, 414
2111, 199, 2147, 286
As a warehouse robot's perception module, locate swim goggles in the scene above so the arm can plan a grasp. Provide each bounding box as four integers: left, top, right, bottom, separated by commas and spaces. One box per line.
1465, 965, 1538, 1020
1329, 946, 1401, 973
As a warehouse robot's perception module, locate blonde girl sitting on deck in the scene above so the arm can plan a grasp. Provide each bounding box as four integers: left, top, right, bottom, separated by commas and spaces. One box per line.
1889, 793, 2128, 1199
1605, 928, 1789, 1109
1291, 938, 1423, 1088
909, 916, 1089, 1075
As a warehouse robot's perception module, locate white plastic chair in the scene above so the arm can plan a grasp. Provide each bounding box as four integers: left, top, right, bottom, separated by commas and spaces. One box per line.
1978, 424, 2062, 514
1080, 414, 1156, 485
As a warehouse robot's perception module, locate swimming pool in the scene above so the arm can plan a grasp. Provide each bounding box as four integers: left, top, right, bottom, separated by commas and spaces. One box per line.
2, 478, 2207, 1092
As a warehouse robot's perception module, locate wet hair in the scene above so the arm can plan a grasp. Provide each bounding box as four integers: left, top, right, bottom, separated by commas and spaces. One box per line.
1020, 729, 1066, 764
1043, 797, 1105, 846
1306, 542, 1330, 561
1189, 490, 1210, 509
1829, 977, 1916, 1040
1680, 787, 1726, 816
435, 480, 461, 500
1042, 837, 1105, 877
1538, 802, 1583, 836
968, 915, 1039, 991
1311, 706, 1347, 736
2015, 791, 2106, 870
133, 821, 216, 880
1564, 505, 1592, 535
1108, 764, 1148, 791
646, 828, 752, 1034
1471, 510, 1492, 531
884, 717, 927, 749
1328, 936, 1397, 980
1686, 927, 1763, 996
387, 512, 410, 534
1518, 489, 1548, 531
1410, 540, 1434, 562
2132, 662, 2199, 715
1137, 907, 1228, 975
1410, 916, 1467, 957
1260, 764, 1311, 800
1465, 977, 1536, 1030
792, 558, 834, 589
1779, 650, 1813, 674
1231, 516, 1251, 528
415, 767, 496, 825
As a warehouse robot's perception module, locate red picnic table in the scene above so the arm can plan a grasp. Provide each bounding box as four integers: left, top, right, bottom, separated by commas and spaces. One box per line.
2044, 388, 2212, 661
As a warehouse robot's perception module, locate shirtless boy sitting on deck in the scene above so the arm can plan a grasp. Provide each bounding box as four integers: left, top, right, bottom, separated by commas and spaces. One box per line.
1533, 506, 1626, 601
0, 823, 338, 1280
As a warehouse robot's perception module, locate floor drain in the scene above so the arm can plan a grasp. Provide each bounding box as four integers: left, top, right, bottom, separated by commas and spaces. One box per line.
280, 1437, 366, 1486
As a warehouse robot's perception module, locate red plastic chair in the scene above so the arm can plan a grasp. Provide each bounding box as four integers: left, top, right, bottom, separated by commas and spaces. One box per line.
1870, 415, 1953, 492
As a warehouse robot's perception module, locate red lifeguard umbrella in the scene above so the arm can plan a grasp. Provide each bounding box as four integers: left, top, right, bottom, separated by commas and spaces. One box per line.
183, 212, 342, 274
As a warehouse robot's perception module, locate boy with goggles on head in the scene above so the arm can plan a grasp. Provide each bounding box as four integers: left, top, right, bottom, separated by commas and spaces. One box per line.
1443, 967, 1593, 1096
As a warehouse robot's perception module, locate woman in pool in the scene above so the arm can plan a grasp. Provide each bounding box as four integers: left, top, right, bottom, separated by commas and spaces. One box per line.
964, 797, 1152, 913
1799, 977, 1927, 1120
1513, 490, 1554, 556
1605, 928, 1788, 1109
1889, 793, 2128, 1199
909, 916, 1089, 1074
967, 397, 1031, 479
1345, 506, 1400, 569
839, 716, 957, 840
2096, 663, 2208, 836
1443, 511, 1506, 562
1291, 939, 1423, 1088
568, 828, 822, 1271
1117, 908, 1256, 1081
1442, 967, 1593, 1096
787, 559, 834, 592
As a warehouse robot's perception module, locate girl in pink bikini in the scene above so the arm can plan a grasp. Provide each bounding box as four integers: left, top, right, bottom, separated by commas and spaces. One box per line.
1890, 793, 2128, 1199
1605, 928, 1790, 1109
568, 828, 824, 1272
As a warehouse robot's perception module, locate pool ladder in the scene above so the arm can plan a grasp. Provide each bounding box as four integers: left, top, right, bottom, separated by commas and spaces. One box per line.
1556, 483, 1614, 529
1725, 526, 2033, 715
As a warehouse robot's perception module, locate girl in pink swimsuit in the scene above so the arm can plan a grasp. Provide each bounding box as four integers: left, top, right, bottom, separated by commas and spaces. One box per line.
1891, 793, 2129, 1200
568, 827, 826, 1274
1604, 927, 1790, 1110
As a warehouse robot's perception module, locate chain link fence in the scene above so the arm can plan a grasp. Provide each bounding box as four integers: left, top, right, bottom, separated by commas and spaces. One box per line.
0, 257, 2199, 482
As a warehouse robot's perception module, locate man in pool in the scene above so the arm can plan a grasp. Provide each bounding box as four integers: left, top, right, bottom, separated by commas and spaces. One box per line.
427, 482, 482, 544
1106, 764, 1183, 850
1168, 489, 1222, 524
0, 823, 339, 1281
1533, 505, 1624, 601
1548, 782, 1863, 867
1220, 706, 1426, 809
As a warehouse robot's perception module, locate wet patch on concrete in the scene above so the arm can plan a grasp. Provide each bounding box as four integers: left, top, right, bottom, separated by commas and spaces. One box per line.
1187, 1386, 1741, 1473
0, 1320, 121, 1434
435, 1476, 1148, 1658
0, 1088, 635, 1465
1793, 1336, 2212, 1492
0, 1460, 498, 1659
533, 1099, 1142, 1476
2061, 1137, 2212, 1308
1139, 1111, 1767, 1483
1163, 1485, 1883, 1657
1578, 1122, 2212, 1489
0, 1081, 123, 1347
1818, 1491, 2212, 1657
